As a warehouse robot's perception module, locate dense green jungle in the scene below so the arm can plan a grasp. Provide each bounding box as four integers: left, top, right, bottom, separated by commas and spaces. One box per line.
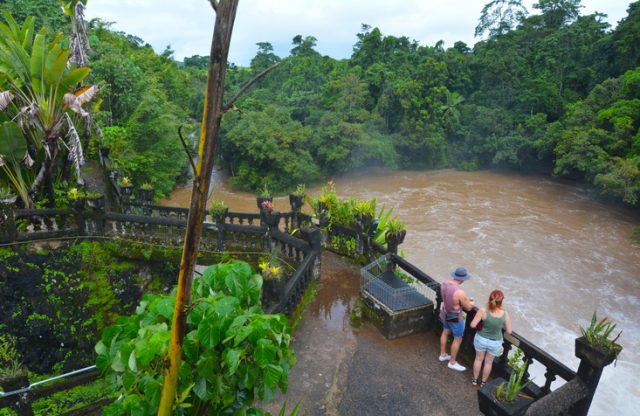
2, 0, 640, 208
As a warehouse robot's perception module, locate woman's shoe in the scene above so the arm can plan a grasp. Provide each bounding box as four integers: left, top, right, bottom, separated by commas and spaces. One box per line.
471, 377, 478, 386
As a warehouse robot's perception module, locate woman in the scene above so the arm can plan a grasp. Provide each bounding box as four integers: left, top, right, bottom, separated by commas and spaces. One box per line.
470, 289, 512, 387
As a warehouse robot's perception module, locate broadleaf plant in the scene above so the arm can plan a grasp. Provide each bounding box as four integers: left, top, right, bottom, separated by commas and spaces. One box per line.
96, 260, 296, 415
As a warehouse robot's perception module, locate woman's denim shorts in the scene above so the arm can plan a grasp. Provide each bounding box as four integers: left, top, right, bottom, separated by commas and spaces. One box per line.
474, 333, 503, 356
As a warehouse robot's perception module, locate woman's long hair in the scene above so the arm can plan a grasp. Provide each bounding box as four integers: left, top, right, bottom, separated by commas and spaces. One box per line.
488, 289, 504, 312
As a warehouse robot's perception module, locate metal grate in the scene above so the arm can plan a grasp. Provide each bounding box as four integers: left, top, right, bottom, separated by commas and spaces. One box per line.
360, 254, 432, 312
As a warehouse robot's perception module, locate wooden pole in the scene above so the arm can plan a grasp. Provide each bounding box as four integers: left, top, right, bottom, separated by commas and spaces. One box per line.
156, 1, 239, 414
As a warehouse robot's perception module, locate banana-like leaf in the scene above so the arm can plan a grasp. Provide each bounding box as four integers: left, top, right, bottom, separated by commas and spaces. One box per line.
62, 67, 90, 89
0, 121, 28, 159
19, 16, 35, 51
29, 32, 45, 95
45, 45, 69, 87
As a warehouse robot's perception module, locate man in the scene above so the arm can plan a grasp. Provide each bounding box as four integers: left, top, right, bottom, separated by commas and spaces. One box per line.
438, 267, 474, 371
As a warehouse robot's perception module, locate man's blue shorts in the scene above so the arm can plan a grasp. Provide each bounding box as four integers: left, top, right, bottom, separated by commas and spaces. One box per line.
442, 319, 465, 338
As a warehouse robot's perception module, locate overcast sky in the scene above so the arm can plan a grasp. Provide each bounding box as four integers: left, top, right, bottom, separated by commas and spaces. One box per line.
84, 0, 631, 66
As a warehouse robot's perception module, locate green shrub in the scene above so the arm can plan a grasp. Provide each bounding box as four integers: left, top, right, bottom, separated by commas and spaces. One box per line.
97, 260, 296, 415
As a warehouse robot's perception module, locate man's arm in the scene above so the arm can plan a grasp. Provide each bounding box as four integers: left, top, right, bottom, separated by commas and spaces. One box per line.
459, 291, 475, 311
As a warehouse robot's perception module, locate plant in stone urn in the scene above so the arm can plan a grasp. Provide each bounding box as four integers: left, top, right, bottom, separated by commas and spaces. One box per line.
261, 200, 281, 227
139, 182, 155, 202
577, 311, 622, 367
68, 187, 86, 210
258, 252, 285, 306
385, 218, 406, 245
257, 184, 273, 210
0, 334, 26, 386
0, 186, 18, 205
354, 198, 376, 228
85, 191, 105, 209
289, 183, 305, 211
118, 176, 133, 197
478, 348, 534, 416
208, 199, 229, 224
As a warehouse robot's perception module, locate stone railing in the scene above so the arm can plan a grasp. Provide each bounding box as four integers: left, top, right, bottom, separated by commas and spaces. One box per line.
0, 366, 109, 416
0, 203, 320, 317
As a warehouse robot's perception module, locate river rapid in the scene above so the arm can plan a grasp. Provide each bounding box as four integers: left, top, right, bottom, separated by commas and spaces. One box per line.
163, 168, 640, 415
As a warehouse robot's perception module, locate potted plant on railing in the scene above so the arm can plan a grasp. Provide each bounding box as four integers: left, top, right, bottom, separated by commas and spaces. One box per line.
385, 218, 406, 246
354, 199, 376, 229
257, 184, 273, 210
118, 176, 133, 197
139, 182, 155, 202
576, 311, 623, 368
0, 186, 18, 206
0, 334, 28, 392
260, 200, 281, 227
478, 348, 534, 416
208, 199, 229, 225
85, 191, 105, 209
289, 183, 305, 212
258, 256, 283, 306
291, 221, 323, 248
68, 187, 86, 210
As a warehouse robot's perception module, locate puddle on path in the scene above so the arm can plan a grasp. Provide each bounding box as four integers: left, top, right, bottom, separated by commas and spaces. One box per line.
307, 251, 361, 339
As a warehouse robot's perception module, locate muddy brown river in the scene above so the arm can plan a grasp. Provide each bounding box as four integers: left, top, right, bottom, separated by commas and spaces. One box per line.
164, 168, 640, 415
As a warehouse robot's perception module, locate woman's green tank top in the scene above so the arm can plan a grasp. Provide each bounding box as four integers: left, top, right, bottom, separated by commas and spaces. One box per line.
479, 310, 505, 340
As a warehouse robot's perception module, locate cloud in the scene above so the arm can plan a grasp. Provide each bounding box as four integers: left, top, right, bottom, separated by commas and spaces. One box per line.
85, 0, 631, 66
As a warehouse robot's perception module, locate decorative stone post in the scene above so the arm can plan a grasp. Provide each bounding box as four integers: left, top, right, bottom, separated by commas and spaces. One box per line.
572, 336, 619, 416
289, 194, 304, 212
87, 195, 106, 234
385, 229, 406, 254
139, 185, 154, 216
0, 194, 18, 242
72, 198, 86, 236
0, 372, 35, 416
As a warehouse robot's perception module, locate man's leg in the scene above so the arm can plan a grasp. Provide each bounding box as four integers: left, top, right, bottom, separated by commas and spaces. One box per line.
450, 336, 463, 364
440, 327, 450, 357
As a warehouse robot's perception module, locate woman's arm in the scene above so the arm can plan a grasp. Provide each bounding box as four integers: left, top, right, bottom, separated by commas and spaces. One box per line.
470, 308, 485, 329
504, 311, 512, 335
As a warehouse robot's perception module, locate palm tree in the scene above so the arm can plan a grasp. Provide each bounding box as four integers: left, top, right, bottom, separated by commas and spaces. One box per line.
441, 90, 465, 124
0, 11, 97, 206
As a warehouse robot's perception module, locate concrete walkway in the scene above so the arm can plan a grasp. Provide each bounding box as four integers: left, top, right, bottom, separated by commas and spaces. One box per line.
265, 252, 481, 416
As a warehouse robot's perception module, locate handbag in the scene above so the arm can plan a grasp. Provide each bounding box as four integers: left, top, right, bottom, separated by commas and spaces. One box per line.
476, 320, 484, 331
445, 311, 459, 323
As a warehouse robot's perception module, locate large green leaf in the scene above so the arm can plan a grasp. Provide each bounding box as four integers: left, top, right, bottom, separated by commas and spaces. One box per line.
29, 32, 45, 94
0, 121, 28, 160
254, 339, 276, 368
62, 67, 90, 89
198, 317, 222, 349
154, 297, 175, 320
224, 347, 243, 375
263, 364, 283, 389
44, 44, 69, 87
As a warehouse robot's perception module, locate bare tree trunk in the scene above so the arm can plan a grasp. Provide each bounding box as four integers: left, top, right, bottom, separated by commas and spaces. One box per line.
156, 1, 239, 414
43, 139, 59, 207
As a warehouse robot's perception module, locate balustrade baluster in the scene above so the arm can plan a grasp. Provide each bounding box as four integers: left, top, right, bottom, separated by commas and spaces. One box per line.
543, 370, 556, 394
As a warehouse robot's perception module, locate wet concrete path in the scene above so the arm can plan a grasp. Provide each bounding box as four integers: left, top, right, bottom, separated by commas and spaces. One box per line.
265, 252, 481, 416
